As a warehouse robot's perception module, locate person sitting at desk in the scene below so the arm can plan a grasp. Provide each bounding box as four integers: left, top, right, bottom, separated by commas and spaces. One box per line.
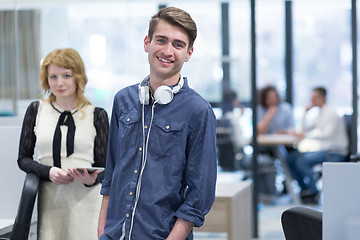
257, 85, 294, 135
256, 85, 295, 199
256, 85, 295, 164
216, 89, 249, 171
221, 89, 248, 152
287, 87, 348, 203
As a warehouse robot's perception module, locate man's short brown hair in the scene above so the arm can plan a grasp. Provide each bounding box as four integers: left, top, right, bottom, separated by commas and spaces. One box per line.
313, 87, 327, 99
148, 7, 197, 50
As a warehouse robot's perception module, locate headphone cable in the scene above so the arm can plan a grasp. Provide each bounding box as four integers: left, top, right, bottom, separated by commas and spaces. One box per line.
128, 100, 157, 239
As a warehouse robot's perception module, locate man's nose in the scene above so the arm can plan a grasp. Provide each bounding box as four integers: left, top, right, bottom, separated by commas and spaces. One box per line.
162, 43, 173, 56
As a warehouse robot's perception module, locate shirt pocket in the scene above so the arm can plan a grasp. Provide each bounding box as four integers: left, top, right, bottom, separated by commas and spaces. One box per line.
119, 111, 140, 126
152, 119, 186, 157
155, 119, 184, 135
118, 110, 141, 141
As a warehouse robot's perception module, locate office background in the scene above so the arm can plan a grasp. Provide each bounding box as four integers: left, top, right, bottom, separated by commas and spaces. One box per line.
0, 0, 358, 239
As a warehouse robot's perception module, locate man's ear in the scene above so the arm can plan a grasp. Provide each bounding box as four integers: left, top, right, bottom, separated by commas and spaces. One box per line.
144, 36, 150, 52
184, 47, 194, 62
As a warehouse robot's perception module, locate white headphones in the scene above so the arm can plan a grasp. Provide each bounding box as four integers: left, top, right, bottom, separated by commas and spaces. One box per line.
138, 76, 184, 105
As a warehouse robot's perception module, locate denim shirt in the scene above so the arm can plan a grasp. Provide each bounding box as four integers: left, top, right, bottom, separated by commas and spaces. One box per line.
101, 77, 217, 240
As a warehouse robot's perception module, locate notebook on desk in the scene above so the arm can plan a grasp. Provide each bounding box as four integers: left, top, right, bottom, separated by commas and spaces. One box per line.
323, 162, 360, 240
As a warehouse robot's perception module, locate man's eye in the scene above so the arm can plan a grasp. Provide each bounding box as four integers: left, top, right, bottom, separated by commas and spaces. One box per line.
175, 43, 183, 48
157, 39, 165, 44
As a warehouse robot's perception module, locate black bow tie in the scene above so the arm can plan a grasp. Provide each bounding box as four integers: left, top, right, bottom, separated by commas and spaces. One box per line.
52, 111, 76, 168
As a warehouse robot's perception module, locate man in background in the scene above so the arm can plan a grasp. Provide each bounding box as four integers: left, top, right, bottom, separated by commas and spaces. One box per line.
287, 87, 348, 203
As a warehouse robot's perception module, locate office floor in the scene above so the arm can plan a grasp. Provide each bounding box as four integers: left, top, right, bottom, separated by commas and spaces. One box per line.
192, 170, 322, 240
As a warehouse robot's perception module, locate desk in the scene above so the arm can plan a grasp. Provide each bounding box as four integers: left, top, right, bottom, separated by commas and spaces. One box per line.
0, 219, 13, 237
257, 134, 299, 147
257, 134, 301, 205
195, 181, 252, 240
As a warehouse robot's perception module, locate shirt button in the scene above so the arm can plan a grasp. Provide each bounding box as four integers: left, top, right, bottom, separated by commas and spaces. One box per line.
166, 125, 170, 130
126, 213, 130, 218
129, 192, 133, 196
134, 170, 138, 174
153, 105, 156, 109
126, 118, 130, 122
139, 147, 143, 151
144, 125, 148, 129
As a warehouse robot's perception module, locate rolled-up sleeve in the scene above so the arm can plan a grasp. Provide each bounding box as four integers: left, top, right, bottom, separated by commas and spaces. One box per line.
175, 105, 217, 227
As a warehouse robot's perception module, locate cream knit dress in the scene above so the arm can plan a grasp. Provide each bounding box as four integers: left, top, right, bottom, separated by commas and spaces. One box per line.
34, 101, 102, 240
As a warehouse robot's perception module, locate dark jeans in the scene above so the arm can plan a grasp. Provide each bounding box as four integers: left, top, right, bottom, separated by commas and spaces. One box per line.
286, 150, 346, 194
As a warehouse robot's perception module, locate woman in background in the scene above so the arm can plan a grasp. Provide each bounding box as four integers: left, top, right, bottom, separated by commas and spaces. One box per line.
257, 85, 294, 134
17, 48, 109, 239
256, 85, 295, 200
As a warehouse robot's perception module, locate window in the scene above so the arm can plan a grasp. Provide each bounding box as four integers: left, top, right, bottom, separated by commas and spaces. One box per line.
293, 0, 352, 112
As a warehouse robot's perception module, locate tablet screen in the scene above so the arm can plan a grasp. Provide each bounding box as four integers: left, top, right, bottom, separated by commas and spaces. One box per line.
76, 167, 105, 173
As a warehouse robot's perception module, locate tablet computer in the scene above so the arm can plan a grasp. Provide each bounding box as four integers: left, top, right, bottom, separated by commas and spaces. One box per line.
76, 167, 105, 173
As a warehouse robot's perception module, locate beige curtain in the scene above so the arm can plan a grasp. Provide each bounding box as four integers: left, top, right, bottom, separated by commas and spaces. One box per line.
17, 10, 41, 99
0, 11, 16, 100
0, 10, 41, 113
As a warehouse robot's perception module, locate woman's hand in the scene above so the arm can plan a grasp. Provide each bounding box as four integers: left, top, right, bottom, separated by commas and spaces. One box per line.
267, 105, 278, 118
49, 167, 74, 184
67, 168, 98, 186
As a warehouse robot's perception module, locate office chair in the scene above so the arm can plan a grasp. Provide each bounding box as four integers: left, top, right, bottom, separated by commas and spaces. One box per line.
10, 173, 39, 240
343, 114, 356, 162
281, 206, 322, 240
216, 118, 238, 171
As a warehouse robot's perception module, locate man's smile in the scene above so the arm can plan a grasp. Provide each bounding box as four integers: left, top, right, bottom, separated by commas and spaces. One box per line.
158, 57, 173, 63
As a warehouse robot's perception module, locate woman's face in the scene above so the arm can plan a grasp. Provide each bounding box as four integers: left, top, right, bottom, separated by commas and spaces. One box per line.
265, 90, 279, 107
47, 63, 77, 103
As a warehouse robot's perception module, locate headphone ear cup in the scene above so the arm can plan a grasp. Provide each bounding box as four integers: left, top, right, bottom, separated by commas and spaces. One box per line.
154, 86, 174, 105
139, 86, 150, 105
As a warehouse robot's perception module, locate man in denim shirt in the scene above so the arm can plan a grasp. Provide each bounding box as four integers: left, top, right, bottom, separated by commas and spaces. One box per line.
98, 7, 217, 240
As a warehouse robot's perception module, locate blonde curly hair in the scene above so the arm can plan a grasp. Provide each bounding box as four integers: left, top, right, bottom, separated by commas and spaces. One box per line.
40, 48, 90, 111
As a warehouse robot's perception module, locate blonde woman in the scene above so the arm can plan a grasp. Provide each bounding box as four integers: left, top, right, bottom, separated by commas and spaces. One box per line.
18, 48, 109, 239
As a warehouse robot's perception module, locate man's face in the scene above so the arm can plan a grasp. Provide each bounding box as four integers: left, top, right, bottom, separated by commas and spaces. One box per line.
144, 20, 193, 81
311, 90, 324, 107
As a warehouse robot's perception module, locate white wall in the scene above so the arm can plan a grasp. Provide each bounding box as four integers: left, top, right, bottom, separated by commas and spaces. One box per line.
0, 125, 26, 219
